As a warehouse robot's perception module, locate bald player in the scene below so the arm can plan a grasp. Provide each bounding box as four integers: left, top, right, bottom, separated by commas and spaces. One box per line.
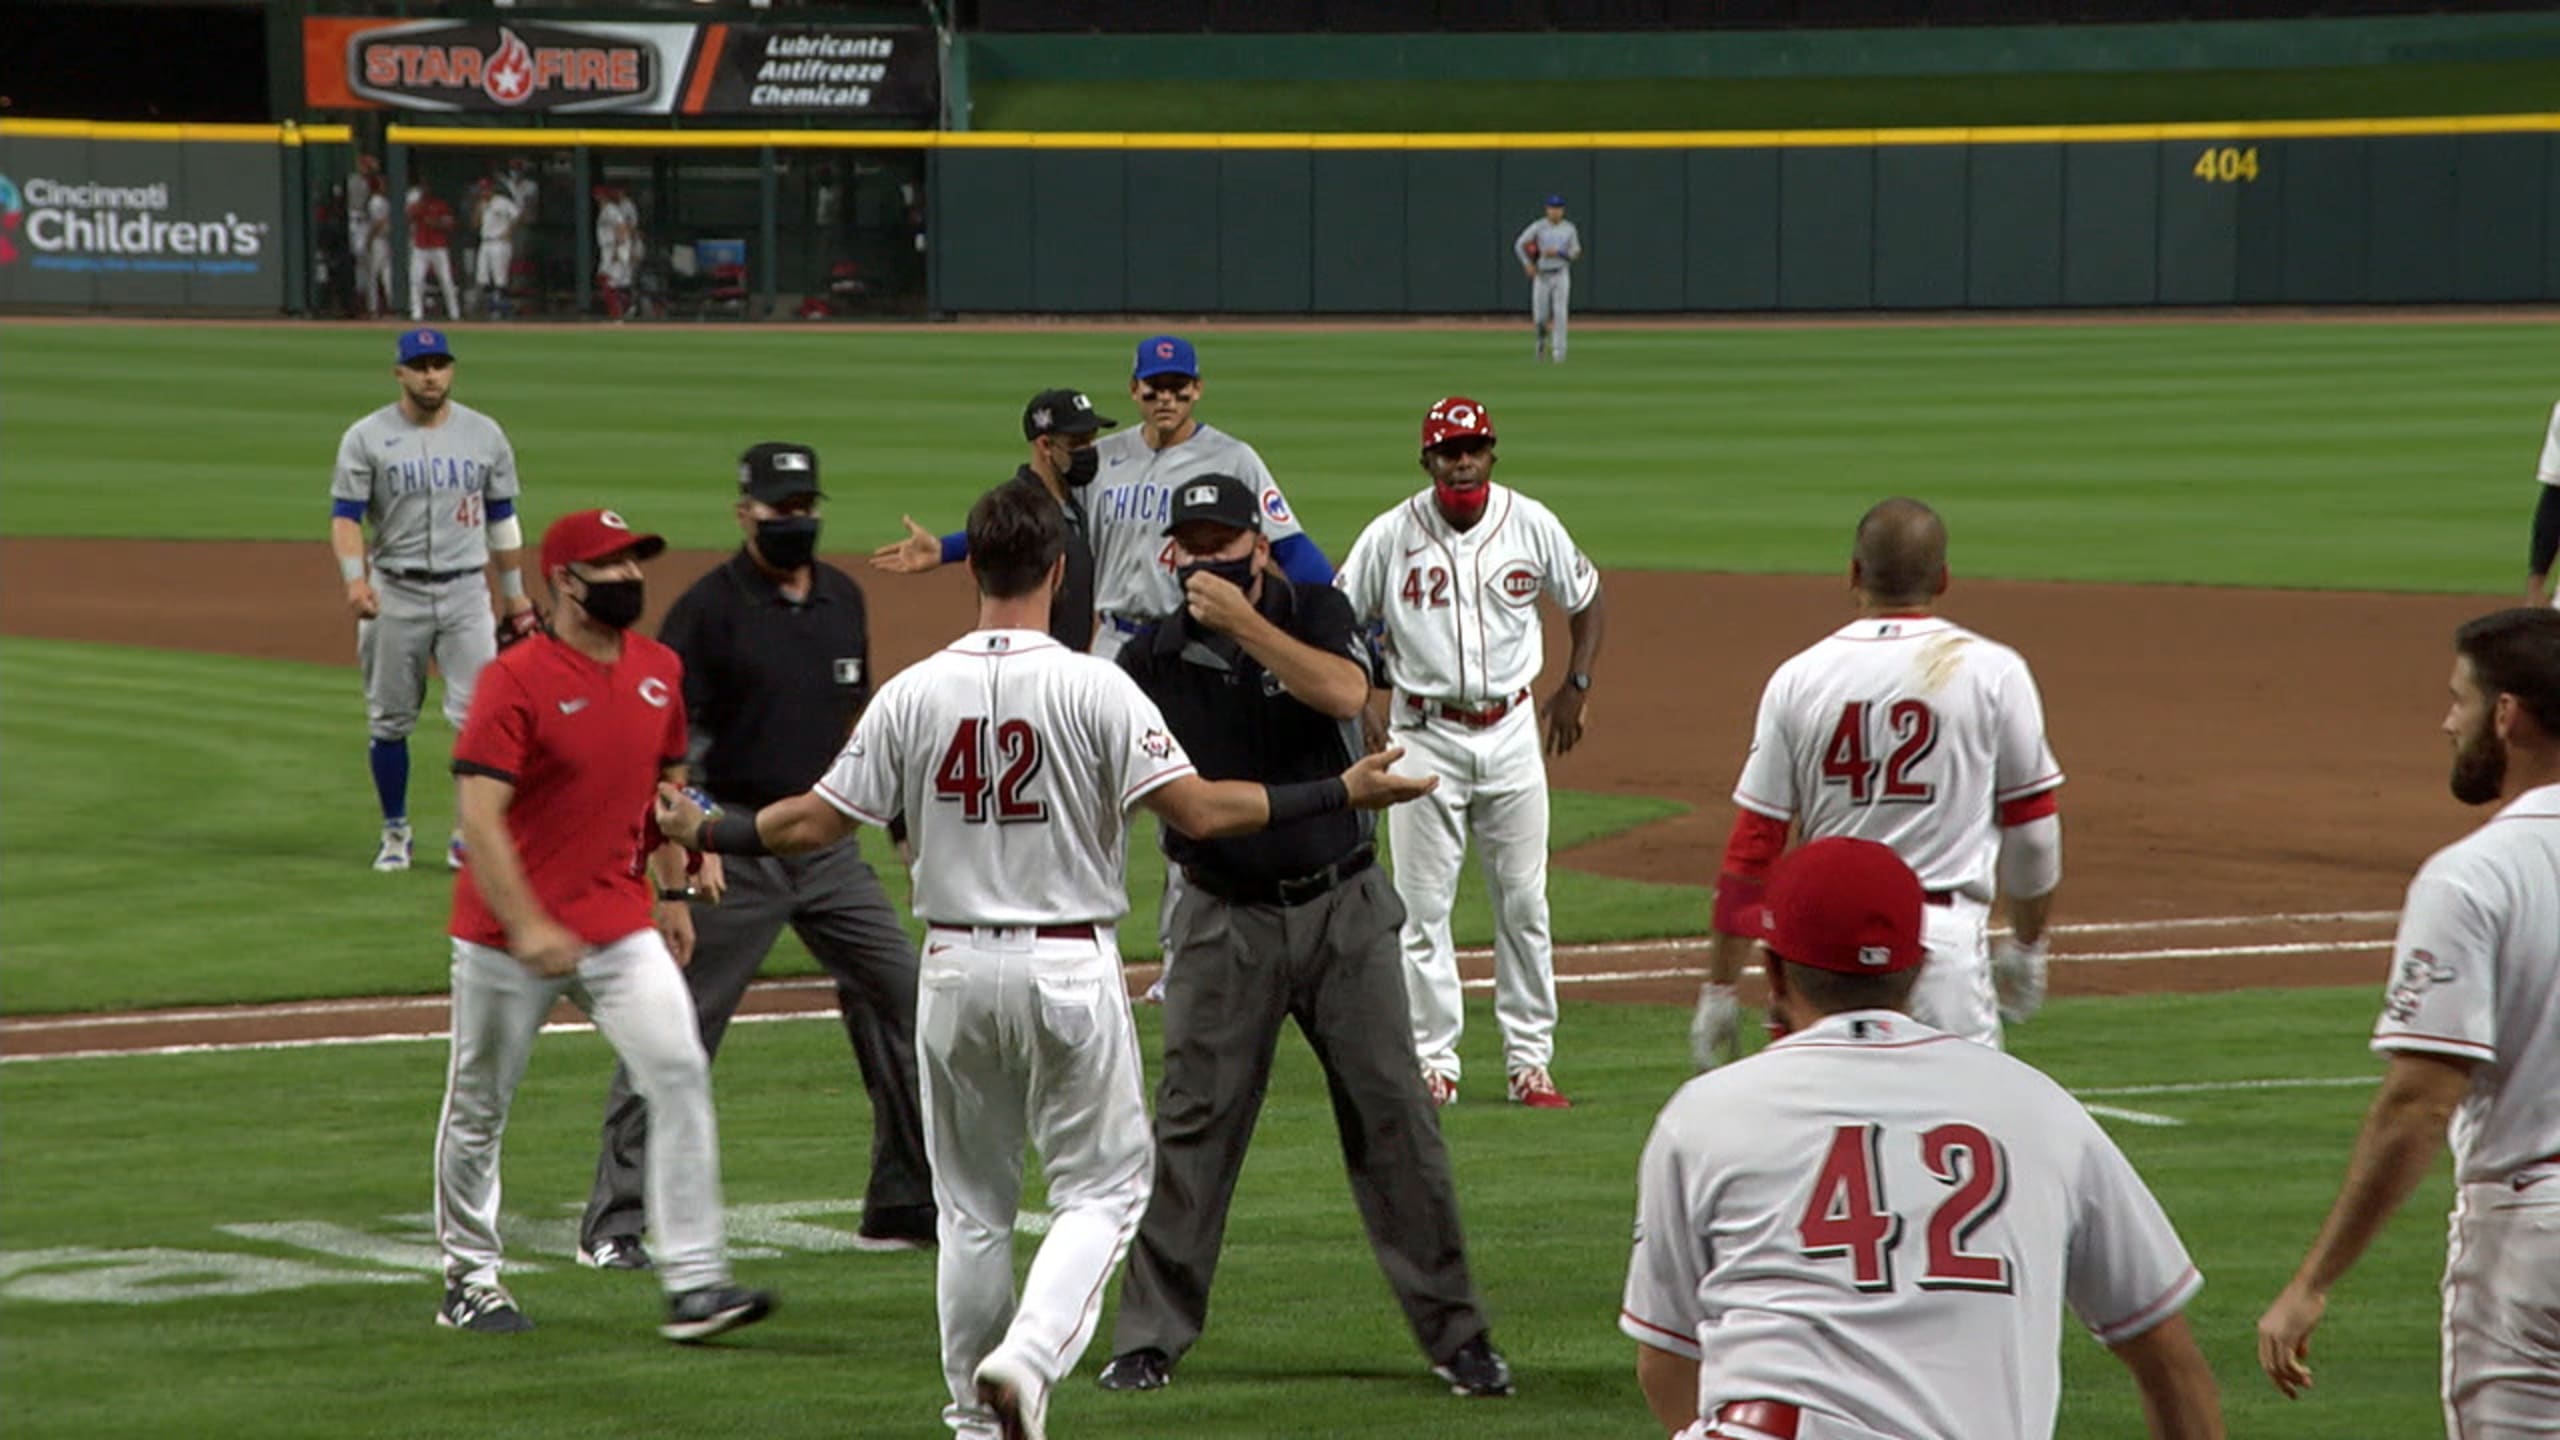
1624, 837, 2221, 1440
1693, 499, 2062, 1067
2258, 608, 2560, 1437
659, 481, 1436, 1440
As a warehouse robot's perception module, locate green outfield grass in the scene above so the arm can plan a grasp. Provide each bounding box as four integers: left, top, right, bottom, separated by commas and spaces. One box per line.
0, 637, 1696, 1014
1, 319, 2545, 592
1, 986, 2439, 1439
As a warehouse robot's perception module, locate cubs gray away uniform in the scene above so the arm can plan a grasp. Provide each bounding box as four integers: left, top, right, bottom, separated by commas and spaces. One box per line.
1086, 423, 1310, 660
1515, 217, 1582, 362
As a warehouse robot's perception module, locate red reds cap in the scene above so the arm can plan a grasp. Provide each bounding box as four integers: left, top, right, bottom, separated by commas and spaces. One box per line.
1421, 396, 1496, 450
1758, 837, 1926, 975
540, 509, 667, 576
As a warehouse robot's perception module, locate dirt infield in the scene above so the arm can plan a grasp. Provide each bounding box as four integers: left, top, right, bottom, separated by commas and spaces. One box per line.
0, 536, 2492, 1056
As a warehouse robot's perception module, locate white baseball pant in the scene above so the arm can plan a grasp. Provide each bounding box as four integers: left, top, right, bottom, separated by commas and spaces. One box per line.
360, 237, 393, 315
1086, 619, 1188, 981
1387, 701, 1557, 1083
409, 246, 459, 321
1913, 894, 2001, 1049
434, 930, 734, 1295
1532, 269, 1571, 360
474, 239, 513, 299
2440, 1171, 2560, 1438
917, 925, 1151, 1439
358, 571, 495, 743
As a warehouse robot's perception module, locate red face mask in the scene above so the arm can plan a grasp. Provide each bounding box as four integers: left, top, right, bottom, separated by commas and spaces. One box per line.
1432, 472, 1489, 527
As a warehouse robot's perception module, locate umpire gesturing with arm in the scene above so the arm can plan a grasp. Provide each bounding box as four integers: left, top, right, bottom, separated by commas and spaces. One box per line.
1097, 475, 1514, 1400
578, 442, 935, 1267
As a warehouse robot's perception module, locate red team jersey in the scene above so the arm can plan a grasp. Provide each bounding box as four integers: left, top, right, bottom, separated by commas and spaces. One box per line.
410, 196, 455, 251
449, 633, 688, 949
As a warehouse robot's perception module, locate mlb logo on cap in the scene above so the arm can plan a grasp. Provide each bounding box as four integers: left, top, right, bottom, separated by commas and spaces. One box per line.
397, 327, 453, 364
1184, 483, 1220, 507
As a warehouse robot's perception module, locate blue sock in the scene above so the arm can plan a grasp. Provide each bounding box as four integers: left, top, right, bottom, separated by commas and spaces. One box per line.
369, 739, 411, 825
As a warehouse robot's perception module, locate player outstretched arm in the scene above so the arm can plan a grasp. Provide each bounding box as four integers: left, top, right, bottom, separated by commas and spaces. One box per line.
656, 783, 854, 859
872, 515, 962, 575
1144, 747, 1436, 839
2255, 1050, 2471, 1399
2109, 1314, 2224, 1439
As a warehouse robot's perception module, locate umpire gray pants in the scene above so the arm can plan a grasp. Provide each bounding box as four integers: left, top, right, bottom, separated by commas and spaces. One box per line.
1111, 863, 1491, 1368
581, 833, 934, 1248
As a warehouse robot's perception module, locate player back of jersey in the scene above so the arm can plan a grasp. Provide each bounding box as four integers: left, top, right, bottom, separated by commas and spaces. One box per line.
814, 630, 1198, 926
332, 400, 521, 573
1087, 424, 1305, 621
2374, 782, 2560, 1182
1734, 617, 2060, 898
1625, 1016, 2199, 1440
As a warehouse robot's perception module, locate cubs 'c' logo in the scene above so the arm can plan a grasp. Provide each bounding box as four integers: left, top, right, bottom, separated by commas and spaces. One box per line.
1496, 564, 1541, 602
1154, 340, 1178, 361
637, 677, 672, 708
1263, 487, 1294, 526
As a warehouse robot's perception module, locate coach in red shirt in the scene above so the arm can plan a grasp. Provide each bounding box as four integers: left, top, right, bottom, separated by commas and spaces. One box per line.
431, 507, 774, 1343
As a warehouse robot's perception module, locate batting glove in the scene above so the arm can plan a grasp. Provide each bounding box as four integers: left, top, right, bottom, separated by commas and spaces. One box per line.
1992, 936, 2050, 1025
1689, 981, 1742, 1072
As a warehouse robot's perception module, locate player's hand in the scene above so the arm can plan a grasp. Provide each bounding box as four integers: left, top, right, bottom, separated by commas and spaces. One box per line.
654, 898, 696, 968
495, 605, 546, 651
1357, 699, 1390, 756
692, 851, 727, 905
2256, 1281, 2327, 1398
345, 578, 380, 620
653, 782, 709, 849
1689, 981, 1742, 1071
1341, 748, 1438, 810
1541, 685, 1589, 755
1991, 935, 2050, 1023
1182, 566, 1257, 635
871, 516, 942, 574
511, 916, 585, 978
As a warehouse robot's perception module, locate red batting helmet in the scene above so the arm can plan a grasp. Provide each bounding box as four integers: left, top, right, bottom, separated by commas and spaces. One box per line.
1421, 396, 1495, 449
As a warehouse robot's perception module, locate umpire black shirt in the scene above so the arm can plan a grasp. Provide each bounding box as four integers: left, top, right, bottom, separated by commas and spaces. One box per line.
1120, 578, 1369, 880
1005, 465, 1097, 653
658, 549, 872, 810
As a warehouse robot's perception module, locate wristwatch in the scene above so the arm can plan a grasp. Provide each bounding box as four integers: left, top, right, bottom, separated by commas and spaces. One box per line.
1567, 671, 1594, 691
657, 886, 695, 903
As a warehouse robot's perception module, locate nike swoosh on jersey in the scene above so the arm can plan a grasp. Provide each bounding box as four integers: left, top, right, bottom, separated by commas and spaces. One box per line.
2517, 1173, 2555, 1193
557, 698, 590, 714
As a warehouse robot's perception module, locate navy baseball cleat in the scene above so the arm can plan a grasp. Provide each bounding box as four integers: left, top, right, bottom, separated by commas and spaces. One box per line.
577, 1236, 652, 1271
1433, 1335, 1514, 1397
437, 1282, 533, 1334
661, 1285, 774, 1343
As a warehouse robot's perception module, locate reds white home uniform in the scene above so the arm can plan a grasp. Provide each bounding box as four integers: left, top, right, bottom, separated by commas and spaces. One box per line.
473, 190, 520, 297
1087, 422, 1310, 659
1338, 481, 1600, 1086
597, 194, 638, 291
1732, 616, 2063, 1045
811, 628, 1195, 1440
2369, 780, 2560, 1436
359, 189, 393, 316
1622, 1011, 2204, 1440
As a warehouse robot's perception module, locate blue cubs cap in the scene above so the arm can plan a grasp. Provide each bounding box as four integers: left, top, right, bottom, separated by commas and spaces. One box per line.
1133, 334, 1198, 381
1545, 193, 1566, 207
396, 327, 452, 365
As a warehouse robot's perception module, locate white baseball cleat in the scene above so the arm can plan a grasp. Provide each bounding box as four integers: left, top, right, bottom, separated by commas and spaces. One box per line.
974, 1350, 1049, 1440
373, 822, 414, 873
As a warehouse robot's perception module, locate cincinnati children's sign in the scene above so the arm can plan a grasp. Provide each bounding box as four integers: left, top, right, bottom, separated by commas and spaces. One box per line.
0, 173, 270, 275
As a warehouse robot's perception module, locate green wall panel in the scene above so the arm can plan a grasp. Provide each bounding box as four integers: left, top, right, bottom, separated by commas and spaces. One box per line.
1030, 151, 1128, 311
1968, 143, 2064, 308
1780, 148, 1875, 310
1595, 151, 1686, 311
1311, 152, 1405, 311
1499, 151, 1595, 309
2233, 146, 2288, 304
2157, 142, 2239, 303
1872, 146, 1966, 309
2367, 136, 2459, 303
931, 150, 1034, 311
2277, 140, 2369, 303
2453, 133, 2547, 302
1217, 152, 1313, 313
1406, 149, 1502, 313
1685, 149, 1780, 310
1124, 152, 1221, 312
2061, 143, 2155, 305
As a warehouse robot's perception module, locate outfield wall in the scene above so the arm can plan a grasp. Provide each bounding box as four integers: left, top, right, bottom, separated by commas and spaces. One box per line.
928, 121, 2560, 314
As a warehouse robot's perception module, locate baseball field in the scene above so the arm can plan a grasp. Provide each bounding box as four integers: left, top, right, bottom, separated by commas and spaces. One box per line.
1, 312, 2545, 1437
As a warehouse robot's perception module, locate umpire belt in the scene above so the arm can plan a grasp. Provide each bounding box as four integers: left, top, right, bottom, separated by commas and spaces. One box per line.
1185, 846, 1374, 909
380, 566, 479, 583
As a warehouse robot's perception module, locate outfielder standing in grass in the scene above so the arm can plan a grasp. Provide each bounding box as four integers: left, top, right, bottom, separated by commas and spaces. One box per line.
1514, 195, 1581, 363
329, 327, 541, 873
2258, 608, 2560, 1436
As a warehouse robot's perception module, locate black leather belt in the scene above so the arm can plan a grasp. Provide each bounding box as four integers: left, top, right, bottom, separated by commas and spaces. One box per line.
382, 566, 478, 583
1186, 846, 1373, 909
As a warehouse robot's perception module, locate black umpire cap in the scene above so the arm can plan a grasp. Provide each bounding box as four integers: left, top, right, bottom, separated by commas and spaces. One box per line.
1161, 473, 1261, 537
1024, 388, 1119, 441
739, 442, 824, 503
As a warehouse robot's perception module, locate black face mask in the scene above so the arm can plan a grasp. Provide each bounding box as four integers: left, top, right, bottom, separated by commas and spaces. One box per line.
1060, 443, 1100, 488
1177, 556, 1258, 600
754, 515, 822, 571
574, 577, 646, 631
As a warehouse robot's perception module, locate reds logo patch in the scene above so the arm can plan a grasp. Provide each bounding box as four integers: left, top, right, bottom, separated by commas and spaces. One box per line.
1496, 565, 1540, 602
1139, 728, 1177, 760
2383, 947, 2458, 1023
1262, 487, 1293, 526
636, 677, 672, 708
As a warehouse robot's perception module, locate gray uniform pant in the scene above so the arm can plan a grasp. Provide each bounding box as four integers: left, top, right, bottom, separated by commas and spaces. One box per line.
1111, 863, 1490, 1368
1532, 269, 1571, 360
360, 570, 493, 742
581, 834, 934, 1249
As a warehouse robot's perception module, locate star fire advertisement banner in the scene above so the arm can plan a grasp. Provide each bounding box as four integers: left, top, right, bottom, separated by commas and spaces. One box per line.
302, 18, 938, 119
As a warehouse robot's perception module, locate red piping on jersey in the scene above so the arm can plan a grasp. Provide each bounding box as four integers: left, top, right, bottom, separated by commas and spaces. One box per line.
815, 780, 890, 828
2373, 1031, 2497, 1061
1999, 790, 2060, 828
2088, 1265, 2200, 1344
1997, 772, 2065, 803
1619, 1308, 1697, 1352
1122, 762, 1197, 805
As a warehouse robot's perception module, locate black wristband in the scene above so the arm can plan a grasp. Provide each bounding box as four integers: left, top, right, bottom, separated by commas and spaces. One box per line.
701, 807, 770, 857
1264, 777, 1350, 825
657, 886, 693, 903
